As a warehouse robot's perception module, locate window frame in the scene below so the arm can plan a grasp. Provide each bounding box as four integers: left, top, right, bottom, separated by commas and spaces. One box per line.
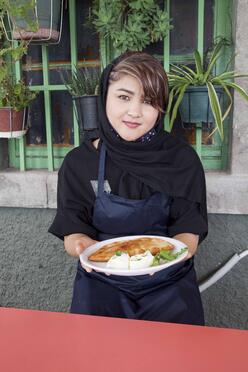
8, 0, 233, 171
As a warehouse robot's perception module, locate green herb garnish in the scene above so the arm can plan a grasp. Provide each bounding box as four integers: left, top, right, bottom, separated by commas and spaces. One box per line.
151, 247, 188, 267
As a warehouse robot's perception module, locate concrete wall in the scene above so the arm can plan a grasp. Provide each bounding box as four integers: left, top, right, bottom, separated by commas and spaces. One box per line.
0, 207, 247, 329
0, 0, 248, 213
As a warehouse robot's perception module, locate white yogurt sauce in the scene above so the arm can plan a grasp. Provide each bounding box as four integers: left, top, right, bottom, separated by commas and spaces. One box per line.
106, 250, 154, 270
129, 250, 154, 269
106, 252, 129, 269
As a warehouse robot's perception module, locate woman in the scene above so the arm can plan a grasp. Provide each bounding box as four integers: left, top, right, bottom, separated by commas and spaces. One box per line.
49, 51, 208, 325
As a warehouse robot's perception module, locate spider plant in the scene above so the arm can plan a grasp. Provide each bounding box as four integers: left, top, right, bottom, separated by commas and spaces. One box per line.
62, 66, 100, 97
166, 38, 248, 140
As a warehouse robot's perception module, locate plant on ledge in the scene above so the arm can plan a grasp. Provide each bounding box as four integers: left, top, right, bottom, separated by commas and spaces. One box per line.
62, 66, 101, 133
0, 1, 38, 138
166, 38, 248, 140
62, 66, 100, 97
0, 77, 37, 111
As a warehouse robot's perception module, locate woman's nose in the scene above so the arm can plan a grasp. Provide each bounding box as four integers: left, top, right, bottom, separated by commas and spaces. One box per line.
127, 99, 142, 118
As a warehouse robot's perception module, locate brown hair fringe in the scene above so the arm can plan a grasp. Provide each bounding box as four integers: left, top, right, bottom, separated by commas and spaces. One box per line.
108, 51, 169, 118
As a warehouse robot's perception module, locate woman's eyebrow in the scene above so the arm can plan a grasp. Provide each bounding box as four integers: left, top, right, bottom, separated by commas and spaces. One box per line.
116, 88, 135, 95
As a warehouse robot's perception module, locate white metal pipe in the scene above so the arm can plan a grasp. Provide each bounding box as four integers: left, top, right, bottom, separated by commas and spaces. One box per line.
199, 250, 248, 293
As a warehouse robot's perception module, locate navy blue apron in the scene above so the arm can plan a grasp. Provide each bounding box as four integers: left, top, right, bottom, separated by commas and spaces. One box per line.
70, 142, 204, 325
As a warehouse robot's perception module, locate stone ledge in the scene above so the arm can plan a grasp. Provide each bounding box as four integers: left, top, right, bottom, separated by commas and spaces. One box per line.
0, 169, 248, 214
206, 172, 248, 214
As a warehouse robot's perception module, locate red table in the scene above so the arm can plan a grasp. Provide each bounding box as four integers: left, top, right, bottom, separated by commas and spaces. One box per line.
0, 307, 247, 372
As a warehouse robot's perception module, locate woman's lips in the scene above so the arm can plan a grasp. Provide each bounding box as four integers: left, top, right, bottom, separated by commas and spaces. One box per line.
123, 121, 141, 129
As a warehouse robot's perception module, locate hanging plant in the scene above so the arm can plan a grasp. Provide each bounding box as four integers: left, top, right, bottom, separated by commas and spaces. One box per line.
166, 38, 248, 140
0, 1, 38, 138
1, 0, 64, 44
87, 0, 172, 64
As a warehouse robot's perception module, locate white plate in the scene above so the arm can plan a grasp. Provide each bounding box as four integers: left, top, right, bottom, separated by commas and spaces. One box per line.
80, 235, 188, 276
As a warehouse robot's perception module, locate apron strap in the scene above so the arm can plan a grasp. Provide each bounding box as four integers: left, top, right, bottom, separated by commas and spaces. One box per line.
97, 141, 106, 196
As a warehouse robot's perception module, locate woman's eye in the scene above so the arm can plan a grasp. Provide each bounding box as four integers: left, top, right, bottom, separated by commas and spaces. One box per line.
118, 95, 129, 101
143, 99, 152, 105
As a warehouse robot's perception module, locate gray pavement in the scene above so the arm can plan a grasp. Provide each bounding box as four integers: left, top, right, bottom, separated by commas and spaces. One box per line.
0, 207, 247, 329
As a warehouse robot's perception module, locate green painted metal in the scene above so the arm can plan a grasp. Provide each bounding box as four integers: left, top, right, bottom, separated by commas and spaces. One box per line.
29, 85, 67, 91
69, 0, 80, 147
8, 139, 17, 168
41, 45, 54, 171
194, 0, 205, 161
13, 41, 26, 171
19, 137, 26, 171
14, 145, 73, 170
213, 0, 233, 170
22, 60, 100, 71
7, 0, 233, 171
163, 0, 170, 132
195, 122, 202, 158
197, 0, 205, 58
99, 0, 108, 70
15, 145, 72, 157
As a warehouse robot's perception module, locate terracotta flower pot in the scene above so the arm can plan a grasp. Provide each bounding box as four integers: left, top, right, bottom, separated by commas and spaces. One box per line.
0, 108, 27, 138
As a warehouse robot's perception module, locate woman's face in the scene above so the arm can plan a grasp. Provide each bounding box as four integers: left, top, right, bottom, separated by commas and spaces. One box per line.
106, 74, 159, 141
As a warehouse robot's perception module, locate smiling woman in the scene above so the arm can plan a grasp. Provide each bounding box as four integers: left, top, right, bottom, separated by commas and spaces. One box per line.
49, 51, 208, 326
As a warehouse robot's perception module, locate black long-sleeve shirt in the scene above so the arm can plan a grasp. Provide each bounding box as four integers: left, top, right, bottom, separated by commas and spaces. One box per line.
49, 140, 208, 243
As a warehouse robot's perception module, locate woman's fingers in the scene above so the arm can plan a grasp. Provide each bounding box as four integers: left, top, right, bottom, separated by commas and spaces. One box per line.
82, 264, 92, 273
75, 243, 85, 256
75, 246, 92, 272
75, 241, 110, 276
183, 252, 193, 261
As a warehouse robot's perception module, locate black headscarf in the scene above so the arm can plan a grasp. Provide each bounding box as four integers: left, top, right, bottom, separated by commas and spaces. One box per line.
97, 53, 207, 221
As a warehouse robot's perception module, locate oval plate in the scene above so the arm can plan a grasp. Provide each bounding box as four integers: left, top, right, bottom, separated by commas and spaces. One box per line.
80, 235, 188, 276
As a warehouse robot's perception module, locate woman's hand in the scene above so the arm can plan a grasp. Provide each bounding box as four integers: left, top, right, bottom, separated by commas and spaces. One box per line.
66, 234, 110, 275
172, 233, 199, 260
74, 236, 99, 273
64, 233, 98, 272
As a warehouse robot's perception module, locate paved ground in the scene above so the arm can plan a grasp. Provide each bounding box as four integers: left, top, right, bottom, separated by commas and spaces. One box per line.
0, 207, 247, 329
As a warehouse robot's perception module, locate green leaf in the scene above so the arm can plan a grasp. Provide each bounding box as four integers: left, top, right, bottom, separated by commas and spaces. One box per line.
193, 49, 203, 75
211, 73, 248, 84
169, 84, 189, 130
166, 85, 179, 116
203, 39, 227, 82
211, 79, 233, 122
207, 38, 225, 67
89, 0, 172, 54
203, 50, 222, 82
206, 81, 224, 140
167, 74, 190, 84
224, 82, 248, 102
170, 64, 194, 80
180, 64, 198, 78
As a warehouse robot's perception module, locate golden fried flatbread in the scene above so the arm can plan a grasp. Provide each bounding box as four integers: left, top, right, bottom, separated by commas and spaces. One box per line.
88, 237, 174, 262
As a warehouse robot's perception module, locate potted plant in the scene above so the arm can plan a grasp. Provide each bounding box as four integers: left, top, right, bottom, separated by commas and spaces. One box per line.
87, 0, 172, 68
0, 77, 38, 138
1, 0, 64, 44
62, 66, 101, 133
166, 38, 248, 140
0, 1, 37, 138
